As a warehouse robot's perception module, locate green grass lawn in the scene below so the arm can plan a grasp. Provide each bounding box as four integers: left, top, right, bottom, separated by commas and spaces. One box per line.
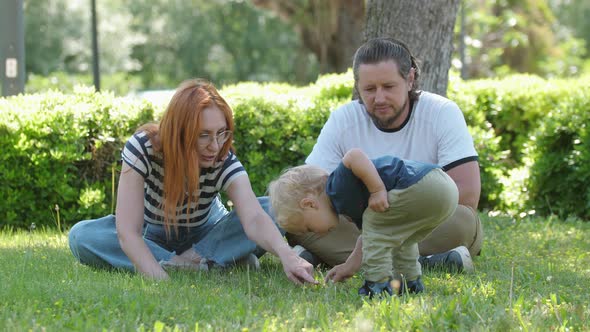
1, 214, 589, 331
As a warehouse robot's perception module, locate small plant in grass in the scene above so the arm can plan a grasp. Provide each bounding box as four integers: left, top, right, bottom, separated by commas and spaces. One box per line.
50, 204, 62, 233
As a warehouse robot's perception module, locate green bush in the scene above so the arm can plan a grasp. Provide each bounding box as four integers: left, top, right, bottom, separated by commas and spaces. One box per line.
2, 72, 590, 228
522, 84, 590, 219
449, 74, 590, 217
223, 80, 350, 195
0, 87, 154, 228
451, 75, 565, 164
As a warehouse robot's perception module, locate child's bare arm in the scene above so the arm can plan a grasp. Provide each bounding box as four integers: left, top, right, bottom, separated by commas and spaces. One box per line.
342, 148, 389, 212
325, 236, 363, 282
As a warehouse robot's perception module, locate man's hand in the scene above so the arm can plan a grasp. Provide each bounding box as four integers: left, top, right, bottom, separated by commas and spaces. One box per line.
282, 255, 318, 285
325, 261, 360, 283
369, 189, 389, 212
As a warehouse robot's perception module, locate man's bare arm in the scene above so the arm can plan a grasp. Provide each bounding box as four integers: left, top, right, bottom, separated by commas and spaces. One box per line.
446, 160, 481, 209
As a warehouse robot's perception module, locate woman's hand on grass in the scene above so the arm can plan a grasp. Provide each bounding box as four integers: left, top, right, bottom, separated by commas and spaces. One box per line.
281, 253, 318, 285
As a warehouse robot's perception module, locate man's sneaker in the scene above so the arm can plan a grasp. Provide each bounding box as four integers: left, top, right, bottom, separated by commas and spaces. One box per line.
419, 245, 474, 273
292, 245, 321, 267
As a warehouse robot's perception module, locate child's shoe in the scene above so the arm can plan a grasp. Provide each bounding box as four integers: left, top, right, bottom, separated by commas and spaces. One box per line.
358, 276, 425, 298
358, 279, 394, 298
398, 276, 424, 295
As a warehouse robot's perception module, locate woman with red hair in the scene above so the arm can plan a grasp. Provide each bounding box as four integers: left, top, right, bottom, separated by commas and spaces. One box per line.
68, 79, 315, 284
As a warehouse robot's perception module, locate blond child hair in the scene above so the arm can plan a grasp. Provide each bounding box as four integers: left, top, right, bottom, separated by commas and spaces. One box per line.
268, 165, 328, 233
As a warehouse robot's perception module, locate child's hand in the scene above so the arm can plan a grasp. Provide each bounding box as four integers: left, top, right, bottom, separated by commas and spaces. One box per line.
369, 189, 389, 212
325, 262, 359, 283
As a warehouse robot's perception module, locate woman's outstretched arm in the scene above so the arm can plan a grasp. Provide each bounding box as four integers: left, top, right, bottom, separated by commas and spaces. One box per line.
116, 163, 169, 280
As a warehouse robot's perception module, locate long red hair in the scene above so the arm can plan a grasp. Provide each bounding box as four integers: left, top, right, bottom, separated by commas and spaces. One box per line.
138, 79, 235, 232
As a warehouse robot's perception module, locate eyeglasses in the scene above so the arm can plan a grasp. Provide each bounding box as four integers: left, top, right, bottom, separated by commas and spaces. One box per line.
197, 130, 232, 147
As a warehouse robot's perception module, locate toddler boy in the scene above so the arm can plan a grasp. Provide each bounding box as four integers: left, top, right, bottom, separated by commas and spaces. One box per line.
268, 148, 458, 297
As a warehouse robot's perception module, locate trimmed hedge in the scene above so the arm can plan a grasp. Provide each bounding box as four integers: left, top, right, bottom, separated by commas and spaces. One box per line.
451, 75, 570, 163
449, 74, 590, 217
1, 73, 589, 228
0, 86, 154, 228
223, 76, 352, 195
524, 84, 590, 219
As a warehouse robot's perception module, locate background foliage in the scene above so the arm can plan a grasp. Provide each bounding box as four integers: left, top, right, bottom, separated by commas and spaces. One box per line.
1, 72, 589, 228
19, 0, 590, 95
2, 0, 589, 228
456, 0, 587, 79
0, 87, 154, 228
23, 0, 318, 91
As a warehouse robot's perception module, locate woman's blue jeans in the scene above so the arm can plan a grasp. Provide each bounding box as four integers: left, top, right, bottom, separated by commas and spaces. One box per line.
68, 196, 278, 272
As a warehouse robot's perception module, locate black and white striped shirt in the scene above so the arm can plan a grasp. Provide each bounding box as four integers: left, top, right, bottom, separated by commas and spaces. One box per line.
121, 131, 246, 227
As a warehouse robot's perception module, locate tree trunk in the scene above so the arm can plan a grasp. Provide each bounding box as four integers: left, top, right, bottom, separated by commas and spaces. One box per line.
364, 0, 459, 96
251, 0, 364, 74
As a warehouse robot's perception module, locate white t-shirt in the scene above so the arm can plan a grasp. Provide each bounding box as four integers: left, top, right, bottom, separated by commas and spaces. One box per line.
306, 91, 478, 172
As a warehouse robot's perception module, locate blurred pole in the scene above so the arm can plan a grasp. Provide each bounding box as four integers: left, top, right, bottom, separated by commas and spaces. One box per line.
0, 0, 25, 96
459, 0, 467, 80
91, 0, 100, 91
